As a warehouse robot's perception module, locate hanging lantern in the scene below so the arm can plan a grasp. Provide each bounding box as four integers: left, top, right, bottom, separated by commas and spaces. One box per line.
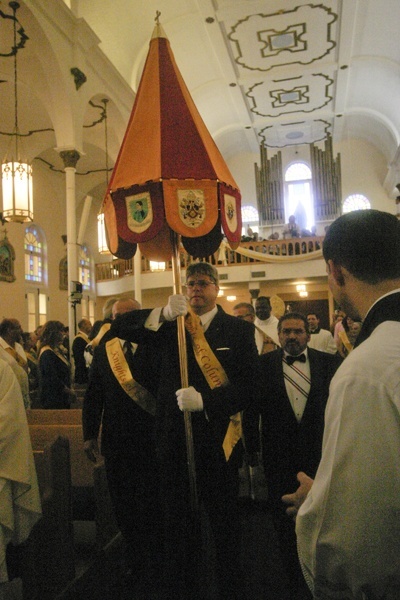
1, 2, 33, 223
2, 160, 33, 222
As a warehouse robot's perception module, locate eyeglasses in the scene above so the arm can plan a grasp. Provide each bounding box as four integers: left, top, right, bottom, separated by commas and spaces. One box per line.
235, 314, 253, 320
185, 279, 216, 289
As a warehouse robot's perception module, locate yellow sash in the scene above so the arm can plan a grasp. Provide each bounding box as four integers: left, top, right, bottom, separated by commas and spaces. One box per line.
184, 306, 241, 461
255, 326, 277, 354
105, 337, 156, 416
6, 346, 29, 372
90, 322, 111, 348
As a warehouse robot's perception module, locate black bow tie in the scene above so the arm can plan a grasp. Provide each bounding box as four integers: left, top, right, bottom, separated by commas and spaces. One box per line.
286, 353, 306, 365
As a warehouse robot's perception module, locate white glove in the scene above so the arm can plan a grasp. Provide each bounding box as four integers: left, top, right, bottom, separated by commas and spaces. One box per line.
176, 386, 203, 412
162, 294, 187, 321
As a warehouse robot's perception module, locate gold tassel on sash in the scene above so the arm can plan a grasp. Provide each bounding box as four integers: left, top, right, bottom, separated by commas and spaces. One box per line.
184, 306, 241, 461
106, 337, 156, 415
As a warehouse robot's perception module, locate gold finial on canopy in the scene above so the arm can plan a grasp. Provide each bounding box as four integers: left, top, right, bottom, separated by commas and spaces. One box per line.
152, 11, 167, 39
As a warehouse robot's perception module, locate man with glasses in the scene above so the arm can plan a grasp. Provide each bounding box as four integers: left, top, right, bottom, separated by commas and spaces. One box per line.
243, 312, 340, 599
111, 262, 259, 600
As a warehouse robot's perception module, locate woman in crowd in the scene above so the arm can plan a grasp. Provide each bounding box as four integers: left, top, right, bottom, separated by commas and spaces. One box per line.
38, 321, 76, 408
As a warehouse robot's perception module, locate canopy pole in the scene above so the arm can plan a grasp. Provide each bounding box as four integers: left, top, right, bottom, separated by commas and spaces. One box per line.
170, 231, 199, 512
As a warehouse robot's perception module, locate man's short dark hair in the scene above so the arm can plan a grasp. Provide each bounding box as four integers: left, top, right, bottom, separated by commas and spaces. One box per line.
278, 312, 310, 334
256, 296, 271, 307
323, 210, 400, 284
186, 262, 219, 285
307, 312, 319, 320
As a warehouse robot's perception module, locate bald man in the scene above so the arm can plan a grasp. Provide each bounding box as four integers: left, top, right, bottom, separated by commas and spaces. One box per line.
83, 297, 160, 590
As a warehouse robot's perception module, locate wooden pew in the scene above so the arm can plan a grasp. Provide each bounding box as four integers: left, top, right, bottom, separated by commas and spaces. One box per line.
54, 463, 125, 600
27, 409, 94, 520
25, 410, 126, 599
20, 436, 76, 600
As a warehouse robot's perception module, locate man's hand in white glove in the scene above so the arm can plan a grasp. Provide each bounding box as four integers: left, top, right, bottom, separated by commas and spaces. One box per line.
162, 294, 187, 321
176, 386, 204, 412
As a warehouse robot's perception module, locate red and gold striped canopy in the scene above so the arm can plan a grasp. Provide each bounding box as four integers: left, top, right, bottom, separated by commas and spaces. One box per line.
103, 22, 242, 260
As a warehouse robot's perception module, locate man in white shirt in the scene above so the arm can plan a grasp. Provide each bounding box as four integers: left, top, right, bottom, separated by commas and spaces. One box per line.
306, 312, 337, 354
282, 209, 400, 599
254, 296, 280, 345
244, 312, 340, 598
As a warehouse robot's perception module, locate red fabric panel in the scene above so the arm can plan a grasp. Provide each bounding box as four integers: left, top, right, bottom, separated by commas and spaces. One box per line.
219, 184, 242, 245
111, 182, 165, 243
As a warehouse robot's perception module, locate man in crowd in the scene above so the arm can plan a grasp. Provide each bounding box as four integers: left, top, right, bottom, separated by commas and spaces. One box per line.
110, 263, 259, 599
233, 301, 277, 354
0, 358, 41, 584
0, 319, 28, 371
283, 209, 400, 598
254, 296, 280, 345
72, 318, 92, 385
0, 318, 30, 407
244, 312, 340, 599
306, 311, 337, 354
83, 298, 160, 595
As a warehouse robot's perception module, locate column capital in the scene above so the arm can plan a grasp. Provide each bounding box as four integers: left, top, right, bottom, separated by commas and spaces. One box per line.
59, 150, 81, 169
249, 289, 260, 300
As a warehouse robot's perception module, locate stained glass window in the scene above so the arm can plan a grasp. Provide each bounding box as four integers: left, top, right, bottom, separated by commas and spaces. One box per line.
79, 245, 91, 291
24, 226, 43, 282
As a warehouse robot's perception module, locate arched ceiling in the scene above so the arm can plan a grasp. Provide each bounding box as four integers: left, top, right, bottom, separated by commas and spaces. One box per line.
76, 0, 400, 165
1, 0, 400, 205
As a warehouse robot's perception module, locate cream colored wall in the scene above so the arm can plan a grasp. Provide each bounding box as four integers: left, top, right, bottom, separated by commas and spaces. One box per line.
226, 138, 395, 215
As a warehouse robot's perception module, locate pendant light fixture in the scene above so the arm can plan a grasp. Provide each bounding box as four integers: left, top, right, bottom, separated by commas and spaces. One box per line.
1, 1, 33, 223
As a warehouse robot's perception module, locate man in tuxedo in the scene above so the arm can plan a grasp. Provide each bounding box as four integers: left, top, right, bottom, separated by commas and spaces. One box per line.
244, 312, 340, 598
110, 262, 259, 600
82, 298, 161, 593
283, 210, 400, 599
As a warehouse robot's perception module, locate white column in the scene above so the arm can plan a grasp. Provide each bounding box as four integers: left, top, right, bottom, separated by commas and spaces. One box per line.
60, 150, 80, 347
134, 248, 142, 306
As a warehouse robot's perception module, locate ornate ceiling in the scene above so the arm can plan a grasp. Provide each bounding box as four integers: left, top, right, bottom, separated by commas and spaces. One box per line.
77, 0, 400, 167
0, 0, 399, 198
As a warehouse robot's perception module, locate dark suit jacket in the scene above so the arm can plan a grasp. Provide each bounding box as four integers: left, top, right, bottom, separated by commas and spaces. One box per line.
354, 291, 400, 347
111, 305, 259, 467
72, 334, 89, 384
243, 347, 341, 501
82, 331, 157, 455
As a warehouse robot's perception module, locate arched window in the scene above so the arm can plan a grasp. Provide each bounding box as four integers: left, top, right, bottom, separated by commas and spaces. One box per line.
343, 194, 371, 213
241, 205, 259, 235
24, 225, 44, 282
79, 244, 92, 291
25, 225, 47, 330
284, 162, 314, 231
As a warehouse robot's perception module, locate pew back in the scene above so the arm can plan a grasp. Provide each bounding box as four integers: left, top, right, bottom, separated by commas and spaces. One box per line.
27, 409, 93, 488
22, 436, 75, 600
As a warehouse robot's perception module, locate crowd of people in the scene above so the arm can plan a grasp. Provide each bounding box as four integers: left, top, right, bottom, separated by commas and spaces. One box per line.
1, 209, 399, 598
